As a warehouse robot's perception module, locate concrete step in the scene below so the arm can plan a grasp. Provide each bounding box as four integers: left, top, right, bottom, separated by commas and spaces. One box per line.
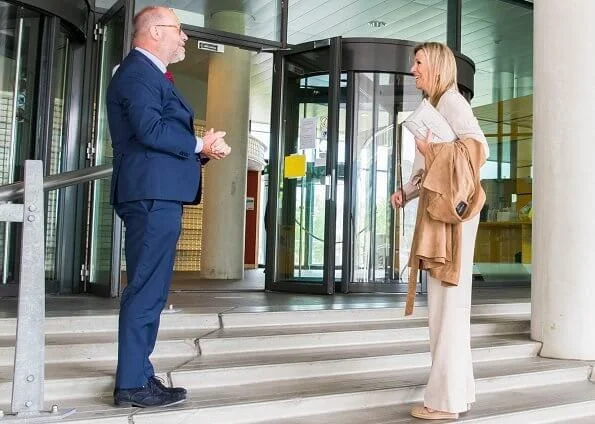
0, 310, 220, 338
0, 310, 220, 367
131, 358, 590, 423
236, 380, 595, 424
174, 335, 540, 388
0, 335, 540, 403
22, 381, 595, 424
199, 315, 530, 355
554, 415, 595, 424
0, 357, 192, 404
48, 397, 134, 424
8, 357, 587, 424
0, 330, 202, 366
221, 302, 530, 328
5, 301, 586, 424
1, 302, 589, 424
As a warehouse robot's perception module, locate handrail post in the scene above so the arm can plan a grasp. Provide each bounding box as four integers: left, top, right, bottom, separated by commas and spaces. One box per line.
11, 160, 45, 415
2, 160, 75, 421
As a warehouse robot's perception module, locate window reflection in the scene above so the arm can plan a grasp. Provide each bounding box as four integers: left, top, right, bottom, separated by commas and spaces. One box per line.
45, 29, 71, 280
89, 6, 126, 284
0, 3, 42, 283
463, 0, 533, 284
95, 0, 120, 10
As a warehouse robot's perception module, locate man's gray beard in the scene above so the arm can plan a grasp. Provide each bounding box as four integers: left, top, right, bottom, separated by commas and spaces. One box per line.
170, 50, 185, 64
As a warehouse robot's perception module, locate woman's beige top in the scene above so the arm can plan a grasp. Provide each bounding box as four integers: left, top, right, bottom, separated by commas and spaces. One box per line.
403, 88, 489, 200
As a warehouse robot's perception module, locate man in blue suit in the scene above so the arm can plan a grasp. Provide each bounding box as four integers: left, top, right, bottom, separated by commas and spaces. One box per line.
106, 6, 230, 408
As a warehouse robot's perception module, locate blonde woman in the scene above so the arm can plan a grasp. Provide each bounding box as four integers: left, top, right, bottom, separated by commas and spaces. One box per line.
390, 42, 488, 420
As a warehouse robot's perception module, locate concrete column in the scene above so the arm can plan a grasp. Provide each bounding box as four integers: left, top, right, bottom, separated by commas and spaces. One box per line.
532, 0, 595, 359
200, 10, 250, 279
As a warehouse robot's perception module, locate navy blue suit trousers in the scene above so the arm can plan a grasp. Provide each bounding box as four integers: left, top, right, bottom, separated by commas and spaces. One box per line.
114, 200, 182, 389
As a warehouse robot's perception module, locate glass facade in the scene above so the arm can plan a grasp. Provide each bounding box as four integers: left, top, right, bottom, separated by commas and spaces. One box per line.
462, 0, 533, 284
0, 0, 534, 294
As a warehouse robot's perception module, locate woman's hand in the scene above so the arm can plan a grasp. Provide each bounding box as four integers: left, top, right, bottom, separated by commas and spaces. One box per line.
415, 129, 433, 156
390, 189, 405, 209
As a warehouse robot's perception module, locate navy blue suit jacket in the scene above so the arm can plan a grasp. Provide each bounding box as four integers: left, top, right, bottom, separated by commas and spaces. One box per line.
107, 49, 202, 205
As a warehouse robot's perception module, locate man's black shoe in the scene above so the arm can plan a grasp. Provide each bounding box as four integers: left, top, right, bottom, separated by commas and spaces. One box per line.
149, 376, 188, 395
114, 382, 186, 408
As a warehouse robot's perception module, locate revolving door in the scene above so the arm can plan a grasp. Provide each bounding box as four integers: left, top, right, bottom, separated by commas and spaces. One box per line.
265, 38, 475, 294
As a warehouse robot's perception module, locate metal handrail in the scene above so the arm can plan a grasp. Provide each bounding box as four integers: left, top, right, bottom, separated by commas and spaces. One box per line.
0, 164, 113, 201
0, 161, 114, 420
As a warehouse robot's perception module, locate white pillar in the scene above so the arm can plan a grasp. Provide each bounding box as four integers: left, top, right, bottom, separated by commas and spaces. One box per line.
532, 0, 595, 359
200, 11, 250, 279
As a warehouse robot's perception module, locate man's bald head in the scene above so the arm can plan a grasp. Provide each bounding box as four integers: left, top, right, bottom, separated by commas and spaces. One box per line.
133, 6, 173, 41
131, 6, 187, 67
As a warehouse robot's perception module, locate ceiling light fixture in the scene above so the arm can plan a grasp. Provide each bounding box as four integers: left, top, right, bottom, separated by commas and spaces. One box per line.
368, 20, 386, 28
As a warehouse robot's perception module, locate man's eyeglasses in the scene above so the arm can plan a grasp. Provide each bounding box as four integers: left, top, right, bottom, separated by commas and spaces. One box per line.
155, 24, 183, 35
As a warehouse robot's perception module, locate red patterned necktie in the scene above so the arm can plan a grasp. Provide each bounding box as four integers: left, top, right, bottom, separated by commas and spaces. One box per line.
164, 70, 175, 84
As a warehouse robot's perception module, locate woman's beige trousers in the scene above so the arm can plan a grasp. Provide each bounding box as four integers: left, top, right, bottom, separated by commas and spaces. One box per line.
423, 214, 479, 413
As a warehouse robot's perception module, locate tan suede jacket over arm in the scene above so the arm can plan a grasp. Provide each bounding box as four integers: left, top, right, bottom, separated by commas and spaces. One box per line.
405, 138, 486, 316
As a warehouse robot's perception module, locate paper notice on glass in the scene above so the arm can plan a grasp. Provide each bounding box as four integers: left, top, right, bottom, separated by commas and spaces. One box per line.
403, 99, 457, 142
299, 117, 317, 149
315, 151, 326, 167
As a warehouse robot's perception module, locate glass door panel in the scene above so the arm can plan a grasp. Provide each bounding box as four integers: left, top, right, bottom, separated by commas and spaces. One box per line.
0, 4, 42, 285
335, 94, 346, 281
352, 73, 374, 283
348, 73, 421, 292
351, 73, 396, 285
85, 0, 131, 296
45, 29, 71, 281
271, 39, 341, 293
396, 77, 425, 285
267, 39, 428, 294
276, 54, 329, 283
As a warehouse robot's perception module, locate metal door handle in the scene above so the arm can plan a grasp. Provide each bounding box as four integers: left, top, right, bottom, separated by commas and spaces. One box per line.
325, 172, 334, 201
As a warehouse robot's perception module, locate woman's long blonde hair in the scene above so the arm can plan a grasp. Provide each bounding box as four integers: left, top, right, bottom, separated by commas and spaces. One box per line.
413, 42, 458, 106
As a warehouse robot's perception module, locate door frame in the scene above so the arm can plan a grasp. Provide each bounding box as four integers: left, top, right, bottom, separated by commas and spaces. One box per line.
82, 0, 133, 297
265, 37, 342, 294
